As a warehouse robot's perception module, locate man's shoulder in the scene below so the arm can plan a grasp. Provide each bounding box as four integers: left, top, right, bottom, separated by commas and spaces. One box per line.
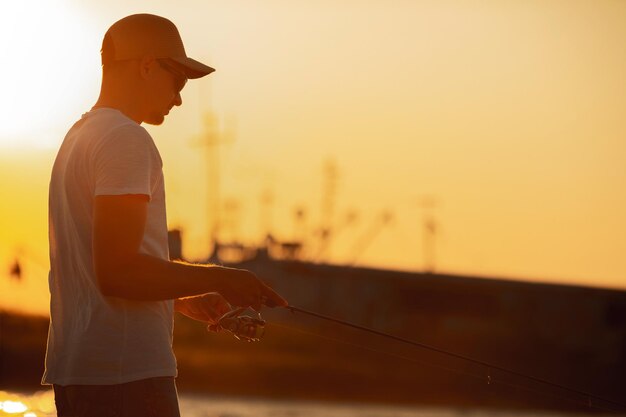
85, 108, 150, 139
76, 110, 154, 153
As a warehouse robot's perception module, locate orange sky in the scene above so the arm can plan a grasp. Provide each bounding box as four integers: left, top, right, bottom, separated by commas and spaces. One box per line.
1, 0, 625, 315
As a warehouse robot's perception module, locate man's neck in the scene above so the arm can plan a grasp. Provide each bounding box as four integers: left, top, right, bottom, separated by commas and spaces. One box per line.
93, 81, 144, 124
92, 99, 143, 124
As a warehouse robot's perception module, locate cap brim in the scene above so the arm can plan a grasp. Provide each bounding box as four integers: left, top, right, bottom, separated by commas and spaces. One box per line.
171, 56, 215, 79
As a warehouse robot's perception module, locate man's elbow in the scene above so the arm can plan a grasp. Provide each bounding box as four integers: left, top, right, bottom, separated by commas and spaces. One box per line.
94, 254, 146, 300
95, 265, 123, 297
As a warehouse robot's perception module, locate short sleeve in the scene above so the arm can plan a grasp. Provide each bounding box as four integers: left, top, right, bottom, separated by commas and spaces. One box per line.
93, 124, 160, 200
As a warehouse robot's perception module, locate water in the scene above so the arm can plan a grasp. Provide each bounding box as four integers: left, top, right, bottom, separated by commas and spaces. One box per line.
0, 389, 591, 417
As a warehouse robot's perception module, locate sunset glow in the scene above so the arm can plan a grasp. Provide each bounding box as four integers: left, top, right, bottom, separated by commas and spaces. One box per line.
1, 0, 626, 316
0, 0, 97, 147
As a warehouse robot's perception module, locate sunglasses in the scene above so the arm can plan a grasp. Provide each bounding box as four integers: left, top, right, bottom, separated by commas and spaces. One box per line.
157, 59, 188, 93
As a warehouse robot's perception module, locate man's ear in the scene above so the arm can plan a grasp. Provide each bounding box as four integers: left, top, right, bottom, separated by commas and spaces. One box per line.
138, 55, 158, 80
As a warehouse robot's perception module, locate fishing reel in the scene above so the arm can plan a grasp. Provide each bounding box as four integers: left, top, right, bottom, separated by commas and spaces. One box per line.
213, 307, 266, 342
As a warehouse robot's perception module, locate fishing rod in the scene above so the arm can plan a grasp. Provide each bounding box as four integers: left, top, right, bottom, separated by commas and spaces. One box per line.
277, 305, 626, 412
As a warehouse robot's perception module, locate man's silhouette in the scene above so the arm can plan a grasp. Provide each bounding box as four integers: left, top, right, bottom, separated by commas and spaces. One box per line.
44, 14, 287, 417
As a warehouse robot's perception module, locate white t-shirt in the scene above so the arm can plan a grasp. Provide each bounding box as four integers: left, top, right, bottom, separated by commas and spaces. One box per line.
43, 107, 176, 385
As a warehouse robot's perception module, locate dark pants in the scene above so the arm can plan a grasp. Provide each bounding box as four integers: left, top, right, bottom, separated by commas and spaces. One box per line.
53, 376, 181, 417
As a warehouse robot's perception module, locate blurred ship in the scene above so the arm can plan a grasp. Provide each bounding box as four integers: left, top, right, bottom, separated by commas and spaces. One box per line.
166, 229, 626, 411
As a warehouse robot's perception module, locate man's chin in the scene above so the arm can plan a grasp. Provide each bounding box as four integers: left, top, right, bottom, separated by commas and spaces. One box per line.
144, 114, 166, 126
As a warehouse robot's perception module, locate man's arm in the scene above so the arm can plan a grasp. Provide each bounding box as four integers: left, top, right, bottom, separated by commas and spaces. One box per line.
93, 194, 286, 309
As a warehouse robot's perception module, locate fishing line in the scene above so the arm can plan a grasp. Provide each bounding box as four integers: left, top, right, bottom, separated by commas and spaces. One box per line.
282, 305, 626, 412
269, 321, 617, 413
270, 321, 483, 384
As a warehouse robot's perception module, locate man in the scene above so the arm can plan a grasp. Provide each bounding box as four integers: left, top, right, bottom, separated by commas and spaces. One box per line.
43, 14, 287, 417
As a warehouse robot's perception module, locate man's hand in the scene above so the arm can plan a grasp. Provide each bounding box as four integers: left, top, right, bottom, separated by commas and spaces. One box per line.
175, 293, 231, 329
217, 269, 288, 311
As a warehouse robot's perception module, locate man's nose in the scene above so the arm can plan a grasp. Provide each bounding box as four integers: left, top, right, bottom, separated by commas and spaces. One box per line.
173, 92, 182, 107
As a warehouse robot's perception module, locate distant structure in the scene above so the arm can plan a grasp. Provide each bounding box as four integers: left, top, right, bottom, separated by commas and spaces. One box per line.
259, 187, 275, 244
222, 197, 242, 243
184, 114, 410, 269
9, 258, 22, 281
315, 158, 339, 261
348, 210, 393, 266
5, 247, 49, 282
192, 108, 235, 258
266, 205, 307, 261
418, 195, 439, 273
292, 206, 307, 245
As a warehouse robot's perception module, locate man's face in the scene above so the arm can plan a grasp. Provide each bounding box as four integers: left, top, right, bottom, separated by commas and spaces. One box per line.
143, 59, 187, 125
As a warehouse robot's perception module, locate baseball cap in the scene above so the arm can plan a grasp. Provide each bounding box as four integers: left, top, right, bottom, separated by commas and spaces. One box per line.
101, 14, 215, 79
